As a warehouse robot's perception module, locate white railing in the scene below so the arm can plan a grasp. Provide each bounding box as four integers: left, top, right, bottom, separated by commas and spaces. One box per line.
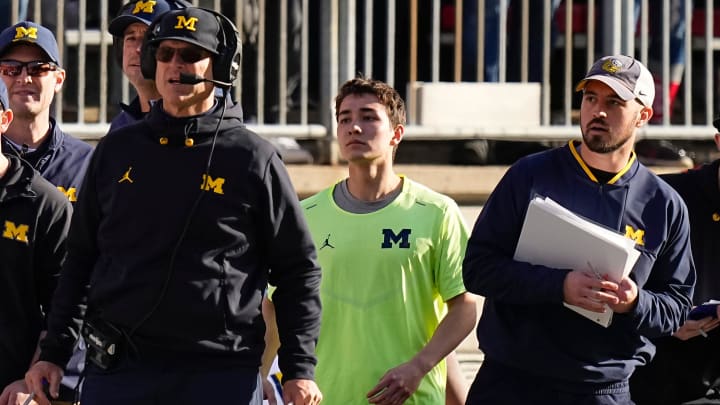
5, 0, 719, 163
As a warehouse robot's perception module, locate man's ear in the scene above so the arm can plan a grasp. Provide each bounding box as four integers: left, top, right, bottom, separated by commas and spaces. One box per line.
0, 109, 13, 132
636, 106, 653, 127
53, 69, 66, 93
391, 124, 404, 146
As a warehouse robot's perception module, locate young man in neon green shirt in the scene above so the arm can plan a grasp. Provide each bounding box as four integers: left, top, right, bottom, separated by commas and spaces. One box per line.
300, 77, 476, 404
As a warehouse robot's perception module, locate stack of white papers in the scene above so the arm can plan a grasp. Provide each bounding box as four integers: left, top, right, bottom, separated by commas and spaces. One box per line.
514, 196, 641, 327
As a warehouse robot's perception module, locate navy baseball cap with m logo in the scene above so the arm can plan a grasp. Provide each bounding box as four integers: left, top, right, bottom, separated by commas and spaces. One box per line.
0, 21, 61, 66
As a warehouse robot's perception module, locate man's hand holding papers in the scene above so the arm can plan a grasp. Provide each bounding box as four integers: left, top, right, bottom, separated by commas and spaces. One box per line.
563, 270, 620, 313
515, 196, 642, 327
607, 277, 639, 313
562, 266, 638, 314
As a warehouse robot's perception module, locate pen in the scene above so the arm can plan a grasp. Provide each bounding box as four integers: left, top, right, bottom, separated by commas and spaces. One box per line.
587, 261, 604, 280
21, 391, 35, 405
699, 328, 708, 338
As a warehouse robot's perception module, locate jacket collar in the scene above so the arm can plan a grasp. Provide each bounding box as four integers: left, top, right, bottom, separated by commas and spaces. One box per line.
118, 96, 145, 121
145, 96, 244, 147
567, 139, 638, 185
0, 154, 38, 202
1, 118, 66, 172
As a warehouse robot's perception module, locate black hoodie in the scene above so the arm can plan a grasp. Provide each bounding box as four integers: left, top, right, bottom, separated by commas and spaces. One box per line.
0, 154, 71, 388
661, 160, 720, 305
40, 98, 321, 381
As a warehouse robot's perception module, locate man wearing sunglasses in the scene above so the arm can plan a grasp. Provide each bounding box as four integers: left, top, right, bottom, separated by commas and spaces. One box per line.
0, 22, 93, 205
108, 0, 193, 132
0, 79, 73, 405
26, 7, 322, 405
107, 3, 281, 403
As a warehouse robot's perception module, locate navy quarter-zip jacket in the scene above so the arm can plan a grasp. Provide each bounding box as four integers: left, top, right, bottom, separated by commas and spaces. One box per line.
463, 140, 695, 388
1, 118, 93, 203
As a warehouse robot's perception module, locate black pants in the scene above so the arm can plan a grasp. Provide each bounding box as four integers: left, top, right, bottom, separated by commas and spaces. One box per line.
630, 329, 720, 405
80, 358, 263, 405
466, 358, 633, 405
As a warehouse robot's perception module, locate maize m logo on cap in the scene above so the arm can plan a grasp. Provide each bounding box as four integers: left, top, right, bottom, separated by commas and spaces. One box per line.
13, 26, 37, 41
601, 58, 623, 74
174, 15, 198, 31
133, 0, 156, 14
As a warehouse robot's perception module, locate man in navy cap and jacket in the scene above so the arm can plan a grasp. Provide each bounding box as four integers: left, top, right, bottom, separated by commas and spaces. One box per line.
0, 21, 93, 204
108, 0, 192, 131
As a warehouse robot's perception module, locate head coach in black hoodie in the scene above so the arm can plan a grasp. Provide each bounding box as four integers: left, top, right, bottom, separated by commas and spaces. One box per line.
25, 7, 322, 405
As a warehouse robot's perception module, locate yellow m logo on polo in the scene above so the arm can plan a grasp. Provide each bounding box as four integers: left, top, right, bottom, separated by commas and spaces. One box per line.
14, 26, 37, 40
174, 16, 198, 32
3, 221, 29, 243
132, 0, 156, 14
201, 174, 225, 194
57, 186, 78, 202
624, 225, 645, 246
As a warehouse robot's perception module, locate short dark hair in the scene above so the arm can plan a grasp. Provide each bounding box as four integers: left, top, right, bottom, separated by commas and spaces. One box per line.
335, 77, 406, 128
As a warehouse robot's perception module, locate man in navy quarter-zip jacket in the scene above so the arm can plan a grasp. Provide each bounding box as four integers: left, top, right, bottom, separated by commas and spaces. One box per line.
25, 7, 322, 405
0, 21, 92, 204
463, 55, 695, 405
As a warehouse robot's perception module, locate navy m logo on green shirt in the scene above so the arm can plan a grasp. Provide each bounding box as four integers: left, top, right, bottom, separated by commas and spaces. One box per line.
381, 228, 411, 248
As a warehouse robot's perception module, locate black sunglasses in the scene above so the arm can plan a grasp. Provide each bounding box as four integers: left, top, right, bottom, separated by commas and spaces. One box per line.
0, 60, 58, 77
155, 46, 209, 64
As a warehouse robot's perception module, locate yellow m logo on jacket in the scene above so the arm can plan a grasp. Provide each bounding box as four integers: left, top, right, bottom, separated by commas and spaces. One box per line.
624, 225, 645, 246
57, 186, 78, 202
3, 221, 29, 243
201, 174, 225, 194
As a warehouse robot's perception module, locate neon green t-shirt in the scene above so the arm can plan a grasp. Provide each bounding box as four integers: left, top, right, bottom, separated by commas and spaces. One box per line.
302, 177, 469, 404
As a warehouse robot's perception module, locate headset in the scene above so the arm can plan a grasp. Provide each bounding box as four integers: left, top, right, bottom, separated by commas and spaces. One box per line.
111, 0, 192, 67
140, 7, 242, 87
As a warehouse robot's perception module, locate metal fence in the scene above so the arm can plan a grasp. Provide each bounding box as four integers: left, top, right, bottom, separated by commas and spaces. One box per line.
5, 0, 720, 163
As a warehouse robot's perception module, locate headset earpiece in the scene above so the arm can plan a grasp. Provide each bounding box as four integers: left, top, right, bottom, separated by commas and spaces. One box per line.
140, 18, 161, 80
211, 12, 242, 85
